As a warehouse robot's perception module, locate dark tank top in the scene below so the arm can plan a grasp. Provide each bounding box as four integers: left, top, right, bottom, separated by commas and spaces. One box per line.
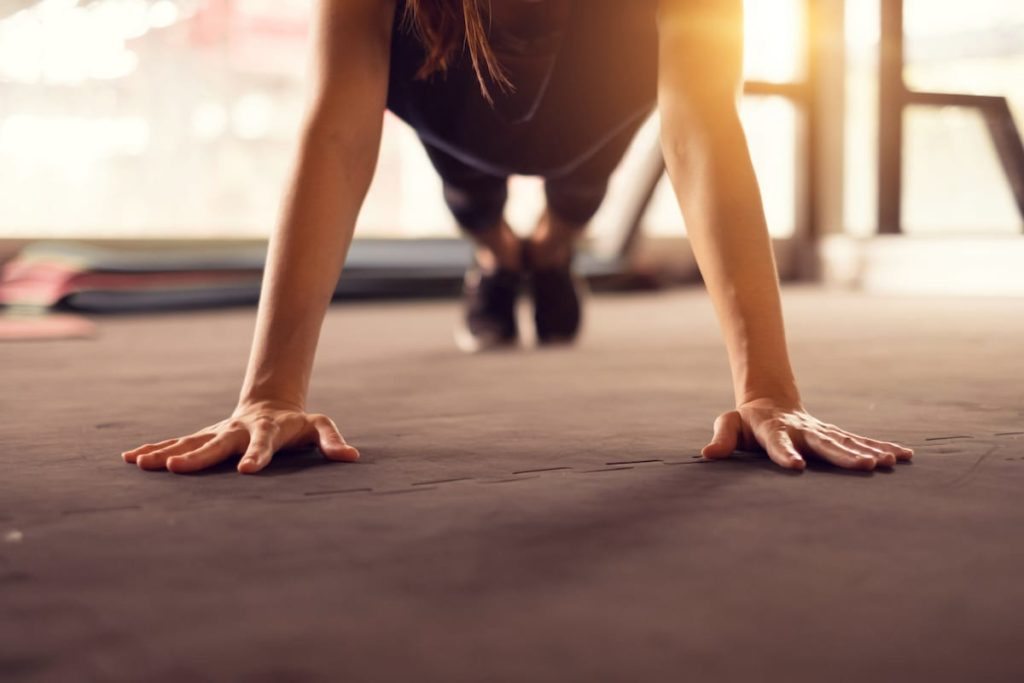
386, 0, 660, 177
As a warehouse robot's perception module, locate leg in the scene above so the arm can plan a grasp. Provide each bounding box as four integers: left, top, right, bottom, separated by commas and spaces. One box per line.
524, 118, 648, 342
523, 173, 605, 344
419, 141, 523, 351
421, 142, 522, 272
468, 218, 523, 272
524, 180, 608, 268
527, 115, 648, 266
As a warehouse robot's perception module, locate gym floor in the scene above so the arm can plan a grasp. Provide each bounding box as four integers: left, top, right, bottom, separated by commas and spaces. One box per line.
2, 288, 1023, 682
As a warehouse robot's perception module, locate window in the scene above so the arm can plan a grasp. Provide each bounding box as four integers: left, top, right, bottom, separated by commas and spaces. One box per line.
844, 0, 1024, 236
0, 0, 804, 241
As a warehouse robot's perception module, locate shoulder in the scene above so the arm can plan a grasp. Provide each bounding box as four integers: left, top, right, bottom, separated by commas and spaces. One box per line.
655, 0, 743, 32
316, 0, 397, 41
655, 0, 744, 97
312, 0, 399, 102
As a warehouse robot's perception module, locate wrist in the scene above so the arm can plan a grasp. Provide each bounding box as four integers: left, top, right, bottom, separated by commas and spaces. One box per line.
238, 374, 307, 413
235, 393, 306, 415
736, 381, 802, 411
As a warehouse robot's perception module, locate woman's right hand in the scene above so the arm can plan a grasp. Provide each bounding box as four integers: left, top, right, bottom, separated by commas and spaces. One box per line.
121, 400, 360, 474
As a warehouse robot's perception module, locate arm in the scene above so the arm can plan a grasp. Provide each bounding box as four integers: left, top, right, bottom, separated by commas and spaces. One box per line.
238, 0, 394, 412
656, 0, 912, 470
123, 0, 398, 474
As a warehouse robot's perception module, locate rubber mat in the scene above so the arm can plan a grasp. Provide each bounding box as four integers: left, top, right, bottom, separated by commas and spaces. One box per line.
2, 290, 1022, 682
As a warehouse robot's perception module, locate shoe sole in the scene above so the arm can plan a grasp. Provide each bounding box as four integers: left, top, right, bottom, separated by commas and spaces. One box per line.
453, 326, 520, 354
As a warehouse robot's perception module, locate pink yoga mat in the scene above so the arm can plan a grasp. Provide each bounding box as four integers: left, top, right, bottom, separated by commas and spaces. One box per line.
0, 313, 97, 341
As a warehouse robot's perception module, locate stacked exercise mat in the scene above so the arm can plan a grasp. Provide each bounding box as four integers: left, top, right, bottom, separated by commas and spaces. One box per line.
0, 238, 624, 341
0, 238, 481, 316
0, 241, 268, 312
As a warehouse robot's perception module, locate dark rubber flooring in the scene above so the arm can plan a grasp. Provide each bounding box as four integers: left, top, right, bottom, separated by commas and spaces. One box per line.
2, 289, 1023, 682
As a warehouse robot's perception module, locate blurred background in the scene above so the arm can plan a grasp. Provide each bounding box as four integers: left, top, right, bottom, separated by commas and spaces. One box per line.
0, 0, 1022, 315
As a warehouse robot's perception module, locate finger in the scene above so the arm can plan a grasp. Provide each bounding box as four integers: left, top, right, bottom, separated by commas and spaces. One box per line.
826, 431, 897, 468
310, 414, 360, 462
237, 424, 278, 474
135, 434, 217, 470
764, 430, 806, 471
838, 432, 914, 462
805, 432, 877, 471
122, 437, 179, 463
165, 432, 244, 474
702, 410, 742, 459
136, 439, 188, 470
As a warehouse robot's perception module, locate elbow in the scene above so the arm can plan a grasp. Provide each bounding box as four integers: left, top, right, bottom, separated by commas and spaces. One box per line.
303, 100, 383, 157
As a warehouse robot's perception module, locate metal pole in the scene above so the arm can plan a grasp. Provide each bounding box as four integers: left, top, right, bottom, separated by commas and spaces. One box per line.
878, 0, 906, 235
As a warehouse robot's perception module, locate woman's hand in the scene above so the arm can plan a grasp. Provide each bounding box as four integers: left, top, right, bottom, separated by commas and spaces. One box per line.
701, 398, 914, 471
121, 400, 360, 474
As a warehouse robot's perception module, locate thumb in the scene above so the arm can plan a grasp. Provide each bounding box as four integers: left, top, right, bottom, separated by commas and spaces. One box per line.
310, 415, 360, 462
701, 410, 742, 459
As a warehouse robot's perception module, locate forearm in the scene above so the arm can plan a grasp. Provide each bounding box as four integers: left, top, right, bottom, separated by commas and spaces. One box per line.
236, 0, 394, 410
660, 103, 800, 407
238, 113, 383, 409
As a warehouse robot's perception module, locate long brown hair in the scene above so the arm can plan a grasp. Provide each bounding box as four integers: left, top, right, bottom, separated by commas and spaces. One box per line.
402, 0, 511, 101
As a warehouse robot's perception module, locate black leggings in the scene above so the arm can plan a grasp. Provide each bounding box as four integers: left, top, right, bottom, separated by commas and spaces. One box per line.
419, 113, 648, 234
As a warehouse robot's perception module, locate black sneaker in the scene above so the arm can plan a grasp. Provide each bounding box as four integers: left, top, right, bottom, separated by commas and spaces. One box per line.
526, 250, 585, 346
455, 267, 522, 352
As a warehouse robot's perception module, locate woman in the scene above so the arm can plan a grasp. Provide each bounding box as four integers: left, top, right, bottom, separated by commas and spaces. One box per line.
122, 0, 913, 474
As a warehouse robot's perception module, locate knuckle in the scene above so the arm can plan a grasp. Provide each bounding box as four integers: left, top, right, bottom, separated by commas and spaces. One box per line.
250, 415, 278, 431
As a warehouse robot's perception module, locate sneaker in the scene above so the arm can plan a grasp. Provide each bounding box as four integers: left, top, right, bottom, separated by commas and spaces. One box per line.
455, 267, 522, 352
526, 248, 585, 345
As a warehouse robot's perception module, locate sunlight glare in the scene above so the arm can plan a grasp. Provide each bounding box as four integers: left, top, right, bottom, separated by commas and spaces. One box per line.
743, 0, 802, 83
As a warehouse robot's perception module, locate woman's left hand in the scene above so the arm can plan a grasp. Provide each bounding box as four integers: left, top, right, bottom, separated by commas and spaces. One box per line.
701, 398, 914, 471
